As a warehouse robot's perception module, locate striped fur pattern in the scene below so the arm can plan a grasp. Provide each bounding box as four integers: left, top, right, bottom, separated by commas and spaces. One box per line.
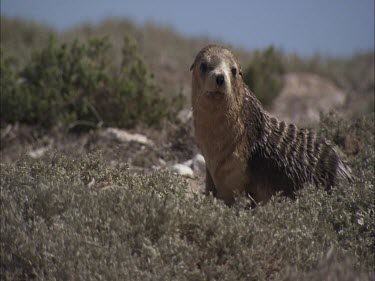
243, 85, 353, 195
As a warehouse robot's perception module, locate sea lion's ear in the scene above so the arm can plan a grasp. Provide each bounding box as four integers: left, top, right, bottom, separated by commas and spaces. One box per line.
190, 62, 195, 71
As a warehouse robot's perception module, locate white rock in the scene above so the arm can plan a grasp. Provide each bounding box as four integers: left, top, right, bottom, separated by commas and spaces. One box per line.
103, 128, 153, 146
158, 158, 167, 166
28, 146, 49, 159
177, 109, 193, 123
192, 154, 206, 172
182, 159, 193, 167
171, 164, 194, 178
87, 178, 96, 188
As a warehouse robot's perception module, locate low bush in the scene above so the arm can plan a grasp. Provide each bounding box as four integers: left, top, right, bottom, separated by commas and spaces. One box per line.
318, 112, 374, 176
0, 35, 182, 130
0, 50, 24, 127
1, 114, 374, 280
243, 46, 285, 107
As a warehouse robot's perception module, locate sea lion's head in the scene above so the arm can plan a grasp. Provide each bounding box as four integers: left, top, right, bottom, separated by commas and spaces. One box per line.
191, 45, 245, 110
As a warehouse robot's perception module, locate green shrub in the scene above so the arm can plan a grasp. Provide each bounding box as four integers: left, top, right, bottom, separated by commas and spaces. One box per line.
102, 35, 174, 128
0, 35, 180, 130
243, 46, 285, 107
0, 50, 24, 126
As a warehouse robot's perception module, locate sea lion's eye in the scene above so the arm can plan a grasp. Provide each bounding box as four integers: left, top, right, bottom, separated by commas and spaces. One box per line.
231, 67, 237, 77
200, 62, 208, 73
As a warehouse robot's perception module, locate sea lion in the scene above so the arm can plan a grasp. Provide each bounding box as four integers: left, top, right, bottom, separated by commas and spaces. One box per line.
191, 45, 353, 205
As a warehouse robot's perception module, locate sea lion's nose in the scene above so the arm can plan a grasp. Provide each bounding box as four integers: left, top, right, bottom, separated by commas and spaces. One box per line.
216, 74, 225, 86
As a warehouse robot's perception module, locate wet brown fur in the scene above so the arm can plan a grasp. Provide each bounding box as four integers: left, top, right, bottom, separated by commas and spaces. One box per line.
191, 45, 353, 206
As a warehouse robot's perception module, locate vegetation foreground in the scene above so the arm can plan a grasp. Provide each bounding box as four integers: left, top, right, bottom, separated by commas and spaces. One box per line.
1, 115, 374, 280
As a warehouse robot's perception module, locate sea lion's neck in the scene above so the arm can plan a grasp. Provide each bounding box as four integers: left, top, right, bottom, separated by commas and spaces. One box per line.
241, 88, 269, 151
193, 95, 245, 169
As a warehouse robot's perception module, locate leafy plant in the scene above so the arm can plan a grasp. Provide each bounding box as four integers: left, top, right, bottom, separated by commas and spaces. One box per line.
0, 50, 24, 126
243, 46, 285, 107
1, 35, 181, 130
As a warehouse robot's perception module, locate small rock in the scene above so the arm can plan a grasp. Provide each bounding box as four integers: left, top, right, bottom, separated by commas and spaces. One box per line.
182, 159, 193, 167
102, 128, 153, 146
177, 109, 193, 123
28, 146, 49, 159
158, 158, 167, 166
192, 154, 206, 172
171, 164, 194, 178
87, 178, 96, 188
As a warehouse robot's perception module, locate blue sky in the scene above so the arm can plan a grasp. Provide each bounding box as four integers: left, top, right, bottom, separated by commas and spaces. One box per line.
1, 0, 374, 57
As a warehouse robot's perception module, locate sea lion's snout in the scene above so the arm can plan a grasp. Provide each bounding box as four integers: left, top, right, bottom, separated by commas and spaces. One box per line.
204, 62, 231, 97
215, 74, 225, 86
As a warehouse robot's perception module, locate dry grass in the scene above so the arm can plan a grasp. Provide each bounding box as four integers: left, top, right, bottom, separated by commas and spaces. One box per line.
1, 114, 374, 281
